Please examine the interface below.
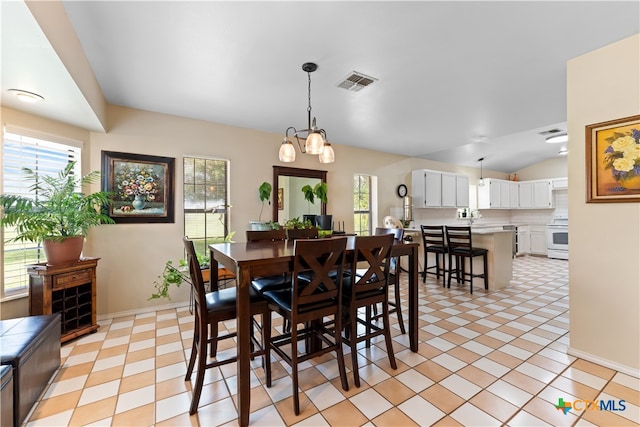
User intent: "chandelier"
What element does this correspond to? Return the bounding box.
[279,62,335,164]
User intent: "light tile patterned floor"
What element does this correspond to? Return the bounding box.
[25,256,640,426]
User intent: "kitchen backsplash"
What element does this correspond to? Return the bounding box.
[400,188,568,227]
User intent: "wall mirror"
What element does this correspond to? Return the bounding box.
[273,166,327,223]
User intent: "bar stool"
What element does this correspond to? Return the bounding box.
[444,226,488,294]
[420,225,449,285]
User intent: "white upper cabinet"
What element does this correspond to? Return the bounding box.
[518,181,533,208]
[478,178,511,209]
[456,174,470,207]
[478,178,553,209]
[552,177,568,189]
[412,169,469,208]
[509,181,519,208]
[533,179,553,208]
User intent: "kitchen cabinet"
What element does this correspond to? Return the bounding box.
[518,182,533,208]
[478,178,513,209]
[552,177,568,190]
[529,225,548,255]
[509,181,519,208]
[533,180,553,208]
[412,169,468,208]
[517,226,530,255]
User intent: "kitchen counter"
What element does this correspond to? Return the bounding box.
[404,226,513,291]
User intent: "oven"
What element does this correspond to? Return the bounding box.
[547,215,568,260]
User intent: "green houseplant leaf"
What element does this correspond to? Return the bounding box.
[0,161,114,243]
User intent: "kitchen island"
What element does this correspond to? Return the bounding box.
[469,228,514,291]
[405,226,514,291]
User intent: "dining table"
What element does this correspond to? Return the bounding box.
[209,235,419,426]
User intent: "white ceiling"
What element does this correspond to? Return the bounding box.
[2,1,639,173]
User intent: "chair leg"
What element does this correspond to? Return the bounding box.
[185,319,198,380]
[382,303,397,370]
[394,279,406,334]
[291,326,301,415]
[349,316,361,388]
[334,320,349,392]
[189,321,207,415]
[483,253,489,290]
[447,253,453,288]
[262,310,272,388]
[469,256,474,294]
[209,322,218,357]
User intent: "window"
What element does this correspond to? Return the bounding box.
[183,157,230,259]
[354,174,372,236]
[2,128,81,298]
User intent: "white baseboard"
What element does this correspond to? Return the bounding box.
[97,301,190,322]
[568,346,640,379]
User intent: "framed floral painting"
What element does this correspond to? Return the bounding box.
[101,151,175,222]
[586,115,640,203]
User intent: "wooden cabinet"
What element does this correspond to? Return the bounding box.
[28,258,99,342]
[412,169,469,208]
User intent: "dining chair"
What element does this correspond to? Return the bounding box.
[373,227,406,334]
[262,237,349,415]
[444,226,488,294]
[420,224,449,286]
[342,233,397,387]
[182,237,271,415]
[246,228,292,332]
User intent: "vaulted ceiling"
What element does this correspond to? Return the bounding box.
[2,1,639,172]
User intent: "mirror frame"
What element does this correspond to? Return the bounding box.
[272,166,327,223]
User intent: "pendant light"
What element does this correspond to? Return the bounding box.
[477,157,485,187]
[279,62,334,163]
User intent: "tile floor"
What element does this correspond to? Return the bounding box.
[25,256,639,426]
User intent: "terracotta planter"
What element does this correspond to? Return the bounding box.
[43,236,84,265]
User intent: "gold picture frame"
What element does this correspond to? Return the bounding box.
[586,115,640,203]
[278,188,284,210]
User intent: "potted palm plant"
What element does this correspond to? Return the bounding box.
[0,161,114,265]
[311,182,332,231]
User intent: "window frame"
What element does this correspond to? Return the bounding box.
[354,173,373,236]
[182,156,231,259]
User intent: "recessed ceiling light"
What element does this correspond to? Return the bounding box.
[546,134,568,144]
[558,147,568,155]
[8,89,44,103]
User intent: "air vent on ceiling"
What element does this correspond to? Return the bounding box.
[538,128,564,136]
[337,71,377,92]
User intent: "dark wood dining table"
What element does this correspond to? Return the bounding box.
[209,235,419,426]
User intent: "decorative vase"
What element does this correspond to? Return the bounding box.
[132,194,146,210]
[621,174,640,190]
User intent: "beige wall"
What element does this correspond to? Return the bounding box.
[567,34,640,373]
[2,101,567,318]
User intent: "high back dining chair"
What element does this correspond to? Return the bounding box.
[420,225,449,286]
[374,227,406,334]
[183,237,271,415]
[342,233,397,387]
[262,238,349,415]
[444,226,488,294]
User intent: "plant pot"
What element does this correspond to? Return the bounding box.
[303,215,317,226]
[43,236,84,265]
[315,215,333,231]
[249,221,271,231]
